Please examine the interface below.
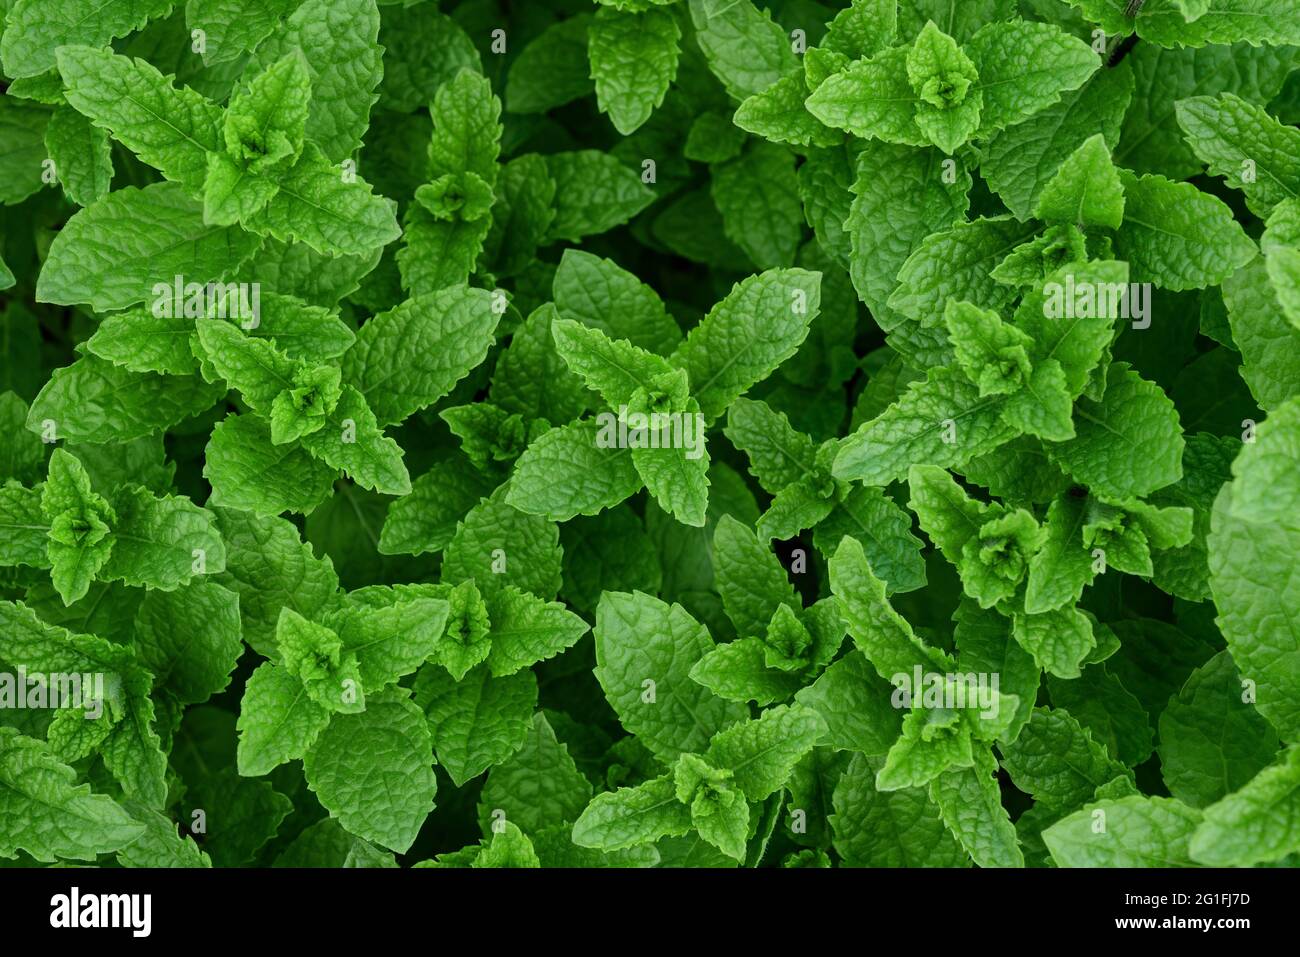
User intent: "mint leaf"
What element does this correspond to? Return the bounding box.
[1190,747,1300,866]
[0,728,144,861]
[1044,796,1202,867]
[303,698,437,853]
[36,183,261,311]
[594,591,746,761]
[588,7,680,135]
[413,664,537,787]
[688,0,797,101]
[1208,396,1300,740]
[1113,170,1257,290]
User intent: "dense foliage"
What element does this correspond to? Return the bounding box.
[1,0,1299,869]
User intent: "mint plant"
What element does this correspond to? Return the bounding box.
[1,0,1299,871]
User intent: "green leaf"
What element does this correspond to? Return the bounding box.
[1043,795,1202,867]
[905,21,982,154]
[244,143,400,257]
[194,319,296,413]
[1033,134,1126,229]
[588,7,680,135]
[1012,606,1096,679]
[241,0,383,162]
[843,140,971,331]
[805,46,924,145]
[0,727,144,861]
[1047,665,1154,767]
[552,317,677,410]
[427,69,501,187]
[2,0,174,78]
[342,286,499,427]
[0,485,48,568]
[1014,259,1130,399]
[794,651,903,754]
[1025,493,1095,613]
[1131,0,1300,48]
[836,367,1017,486]
[734,72,843,149]
[101,689,168,807]
[982,62,1134,220]
[705,704,827,801]
[1223,255,1300,411]
[485,586,589,677]
[553,250,681,357]
[279,604,365,717]
[689,638,805,705]
[505,419,642,522]
[1047,363,1185,499]
[133,581,242,706]
[831,753,969,867]
[544,151,655,243]
[999,708,1131,812]
[303,698,437,853]
[1113,170,1257,290]
[1190,747,1300,866]
[685,111,749,164]
[888,216,1039,323]
[55,46,221,193]
[43,104,113,208]
[944,300,1034,398]
[297,386,411,496]
[380,458,492,557]
[829,535,952,680]
[930,746,1024,868]
[505,16,595,114]
[594,590,747,761]
[328,592,449,690]
[1158,651,1281,807]
[688,0,798,101]
[397,205,492,296]
[185,0,299,66]
[712,514,799,640]
[478,712,593,834]
[1116,42,1295,181]
[116,803,211,868]
[412,663,537,787]
[572,774,693,851]
[490,305,590,422]
[36,183,262,312]
[671,268,822,422]
[236,662,331,776]
[1176,92,1300,218]
[966,20,1099,136]
[204,414,338,517]
[442,490,562,601]
[711,143,805,269]
[376,6,481,114]
[100,485,225,591]
[1208,396,1300,740]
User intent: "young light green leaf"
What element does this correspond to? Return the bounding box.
[1033,133,1126,229]
[571,774,693,851]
